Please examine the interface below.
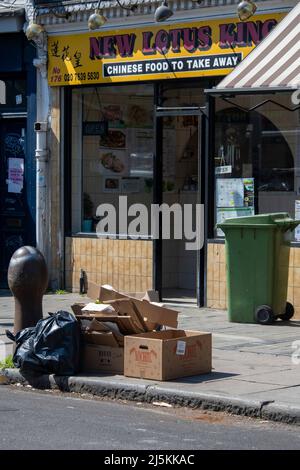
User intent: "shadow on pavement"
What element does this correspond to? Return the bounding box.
[170,371,238,384]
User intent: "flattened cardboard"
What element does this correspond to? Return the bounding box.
[83,331,120,348]
[81,344,124,374]
[109,299,149,333]
[87,282,127,302]
[131,299,178,329]
[71,303,85,316]
[86,318,111,332]
[124,330,212,381]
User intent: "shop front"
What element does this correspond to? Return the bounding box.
[46,6,286,304]
[206,2,300,318]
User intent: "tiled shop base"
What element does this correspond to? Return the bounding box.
[65,237,153,294]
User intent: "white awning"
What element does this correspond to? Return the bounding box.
[213,2,300,93]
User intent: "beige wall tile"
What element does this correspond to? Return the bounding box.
[293,247,300,267]
[107,273,113,286]
[207,243,214,259]
[142,260,147,277]
[293,267,300,287]
[146,276,153,290]
[213,262,220,281]
[219,245,225,263]
[124,275,130,292]
[213,282,220,301]
[96,240,103,256]
[130,258,136,276]
[113,240,119,257]
[135,240,142,259]
[119,241,125,258]
[287,287,294,305]
[124,258,130,276]
[119,274,125,291]
[293,306,300,320]
[220,263,226,282]
[135,276,143,293]
[220,282,226,301]
[113,274,119,289]
[113,257,119,275]
[146,241,153,259]
[129,276,136,292]
[207,281,214,302]
[118,257,125,275]
[290,247,295,267]
[102,257,108,274]
[207,262,213,281]
[293,287,300,307]
[146,259,152,277]
[135,259,142,277]
[129,241,136,258]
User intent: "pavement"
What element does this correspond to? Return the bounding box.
[1,292,300,425]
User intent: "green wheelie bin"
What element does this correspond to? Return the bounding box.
[217,213,300,324]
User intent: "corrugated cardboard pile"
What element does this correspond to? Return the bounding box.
[72,282,212,381]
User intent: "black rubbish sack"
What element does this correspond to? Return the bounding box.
[6,311,82,375]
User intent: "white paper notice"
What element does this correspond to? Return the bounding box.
[8,158,24,193]
[295,200,300,241]
[216,178,244,208]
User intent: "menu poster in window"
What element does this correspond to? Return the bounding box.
[98,149,128,176]
[243,178,255,207]
[102,177,121,193]
[99,129,126,150]
[217,207,254,237]
[295,200,300,241]
[121,177,141,193]
[216,178,244,208]
[127,128,153,153]
[126,104,152,128]
[102,105,125,128]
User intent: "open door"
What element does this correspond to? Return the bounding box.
[154,106,206,306]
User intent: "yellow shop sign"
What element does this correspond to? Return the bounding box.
[48,13,284,86]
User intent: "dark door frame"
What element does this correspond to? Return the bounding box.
[153,105,207,306]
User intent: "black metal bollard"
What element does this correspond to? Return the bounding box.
[8,246,48,334]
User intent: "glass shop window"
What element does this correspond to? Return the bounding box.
[0,78,26,109]
[214,93,300,239]
[71,84,154,236]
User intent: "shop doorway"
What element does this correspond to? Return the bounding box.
[154,107,205,306]
[0,119,29,288]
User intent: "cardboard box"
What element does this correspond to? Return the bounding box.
[81,344,124,374]
[124,330,212,381]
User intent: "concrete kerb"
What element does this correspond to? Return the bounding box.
[2,368,300,425]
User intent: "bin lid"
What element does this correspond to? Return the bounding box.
[217,212,300,230]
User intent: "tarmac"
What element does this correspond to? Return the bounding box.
[1,292,300,425]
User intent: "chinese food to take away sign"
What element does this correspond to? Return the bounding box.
[48,13,284,86]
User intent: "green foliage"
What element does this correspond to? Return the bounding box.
[0,355,14,370]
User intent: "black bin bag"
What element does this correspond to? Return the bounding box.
[6,311,81,375]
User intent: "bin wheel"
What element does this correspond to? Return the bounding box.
[278,302,294,322]
[255,305,275,325]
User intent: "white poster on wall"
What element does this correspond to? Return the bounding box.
[216,178,245,208]
[295,200,300,241]
[7,158,24,193]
